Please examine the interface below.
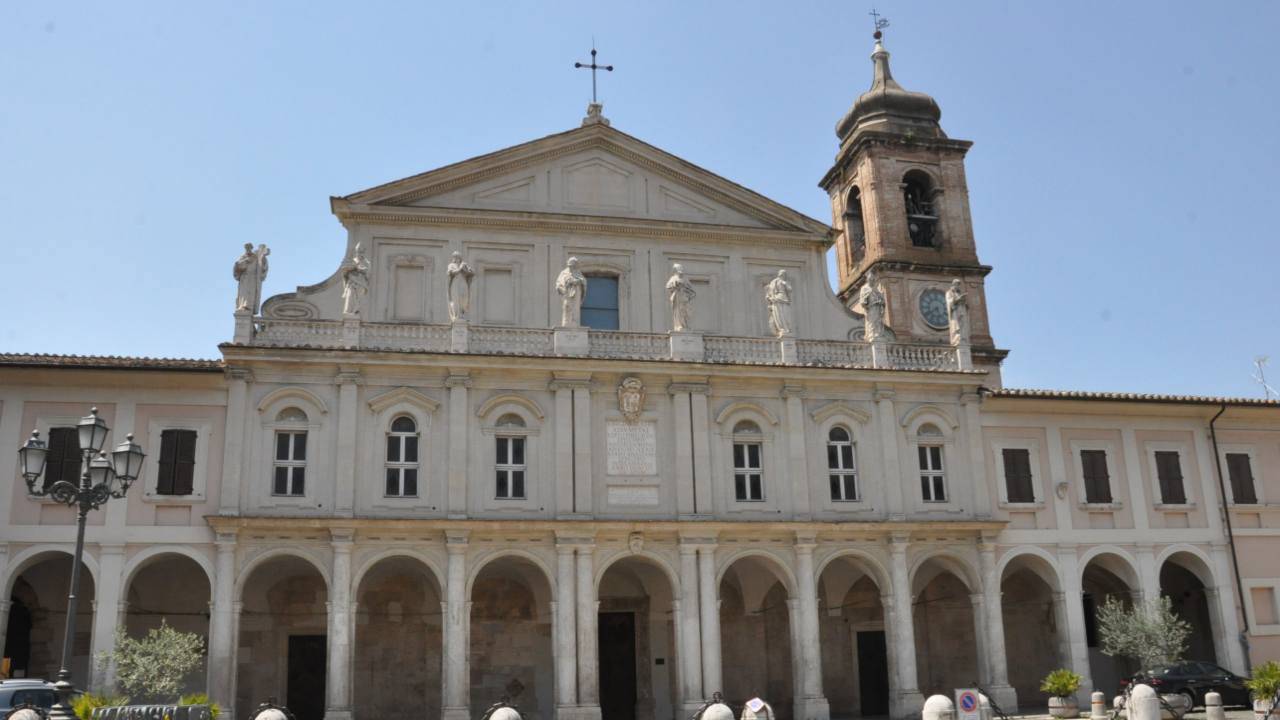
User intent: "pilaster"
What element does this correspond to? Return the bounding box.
[677,540,705,712]
[1055,545,1094,707]
[552,381,576,516]
[222,368,252,515]
[875,388,905,519]
[977,538,1015,709]
[575,539,601,720]
[89,543,126,691]
[572,382,594,516]
[333,369,361,517]
[554,542,578,709]
[445,374,471,518]
[784,386,813,520]
[696,541,722,696]
[669,385,696,518]
[688,384,713,515]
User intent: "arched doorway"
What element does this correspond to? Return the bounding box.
[353,555,443,720]
[1000,554,1063,709]
[817,554,889,719]
[1159,553,1219,664]
[236,554,329,720]
[3,552,96,684]
[719,555,795,719]
[122,552,212,697]
[596,555,679,720]
[912,556,979,697]
[1081,553,1139,697]
[469,554,554,720]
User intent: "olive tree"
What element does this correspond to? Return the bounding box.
[98,621,205,702]
[1096,595,1191,669]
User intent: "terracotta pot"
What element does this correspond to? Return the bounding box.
[1049,696,1080,719]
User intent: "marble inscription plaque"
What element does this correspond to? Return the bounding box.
[607,421,657,476]
[608,486,660,506]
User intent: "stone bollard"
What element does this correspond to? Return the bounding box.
[1115,696,1128,719]
[923,695,957,720]
[739,698,774,720]
[1205,692,1225,720]
[1130,684,1161,720]
[1091,691,1109,720]
[978,693,993,720]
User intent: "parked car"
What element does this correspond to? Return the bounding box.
[1121,662,1251,709]
[0,679,58,715]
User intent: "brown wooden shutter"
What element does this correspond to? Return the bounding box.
[1155,451,1186,504]
[1002,448,1035,503]
[44,427,82,490]
[1081,450,1112,503]
[157,430,178,495]
[174,430,197,495]
[1226,453,1257,504]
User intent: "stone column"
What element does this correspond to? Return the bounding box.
[678,542,705,713]
[576,545,601,718]
[1056,547,1094,708]
[689,387,713,515]
[697,545,722,696]
[793,538,830,720]
[670,387,696,518]
[553,382,575,516]
[443,532,470,720]
[446,374,471,518]
[1135,544,1160,602]
[221,368,251,514]
[325,532,354,720]
[208,534,238,720]
[555,543,578,711]
[978,540,1016,709]
[887,537,923,717]
[333,370,361,517]
[1119,428,1151,531]
[783,387,813,519]
[89,544,126,691]
[875,389,905,519]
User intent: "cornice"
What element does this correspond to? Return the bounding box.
[335,203,826,249]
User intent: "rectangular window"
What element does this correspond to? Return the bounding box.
[1154,450,1187,504]
[1080,449,1113,504]
[828,441,858,501]
[1002,448,1035,503]
[156,429,198,496]
[495,435,526,499]
[384,433,420,498]
[1226,453,1258,504]
[43,426,82,491]
[272,430,307,496]
[582,275,620,330]
[733,441,764,501]
[919,444,946,502]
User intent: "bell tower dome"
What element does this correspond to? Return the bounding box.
[820,32,999,355]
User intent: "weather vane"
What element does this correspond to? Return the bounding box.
[869,8,889,39]
[574,44,613,104]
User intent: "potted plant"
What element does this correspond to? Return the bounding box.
[1246,660,1280,720]
[1042,668,1083,718]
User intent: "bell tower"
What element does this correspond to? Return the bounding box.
[820,30,999,354]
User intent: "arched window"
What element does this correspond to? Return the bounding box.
[582,273,621,330]
[902,171,938,248]
[495,414,527,500]
[385,416,419,497]
[273,407,308,497]
[732,420,764,502]
[916,423,946,502]
[827,426,859,501]
[845,187,866,264]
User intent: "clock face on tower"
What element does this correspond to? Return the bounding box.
[919,289,948,329]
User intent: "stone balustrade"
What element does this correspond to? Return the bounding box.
[247,317,970,371]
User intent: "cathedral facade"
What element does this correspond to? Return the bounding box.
[2,36,1279,720]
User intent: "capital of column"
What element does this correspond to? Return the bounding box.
[781,384,806,398]
[549,372,593,391]
[445,530,471,554]
[667,381,710,396]
[99,542,126,557]
[873,386,896,403]
[330,528,356,550]
[794,533,818,555]
[335,367,363,385]
[226,367,254,383]
[888,533,911,554]
[215,531,239,549]
[444,373,472,389]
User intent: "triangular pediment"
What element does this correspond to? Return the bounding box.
[340,124,829,236]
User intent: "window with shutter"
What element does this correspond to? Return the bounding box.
[1154,450,1187,504]
[1002,448,1035,503]
[43,427,82,491]
[1080,450,1113,504]
[1226,453,1258,504]
[156,429,198,496]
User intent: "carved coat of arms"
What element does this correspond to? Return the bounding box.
[617,377,645,422]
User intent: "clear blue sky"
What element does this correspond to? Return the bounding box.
[3,2,1277,397]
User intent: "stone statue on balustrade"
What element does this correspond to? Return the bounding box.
[765,269,795,337]
[233,242,270,314]
[946,278,970,346]
[555,257,586,328]
[666,263,696,332]
[446,251,475,322]
[859,269,887,342]
[341,243,370,317]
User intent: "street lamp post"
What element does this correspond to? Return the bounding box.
[17,408,145,720]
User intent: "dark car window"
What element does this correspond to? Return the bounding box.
[10,689,57,708]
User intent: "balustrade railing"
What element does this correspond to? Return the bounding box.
[246,317,968,371]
